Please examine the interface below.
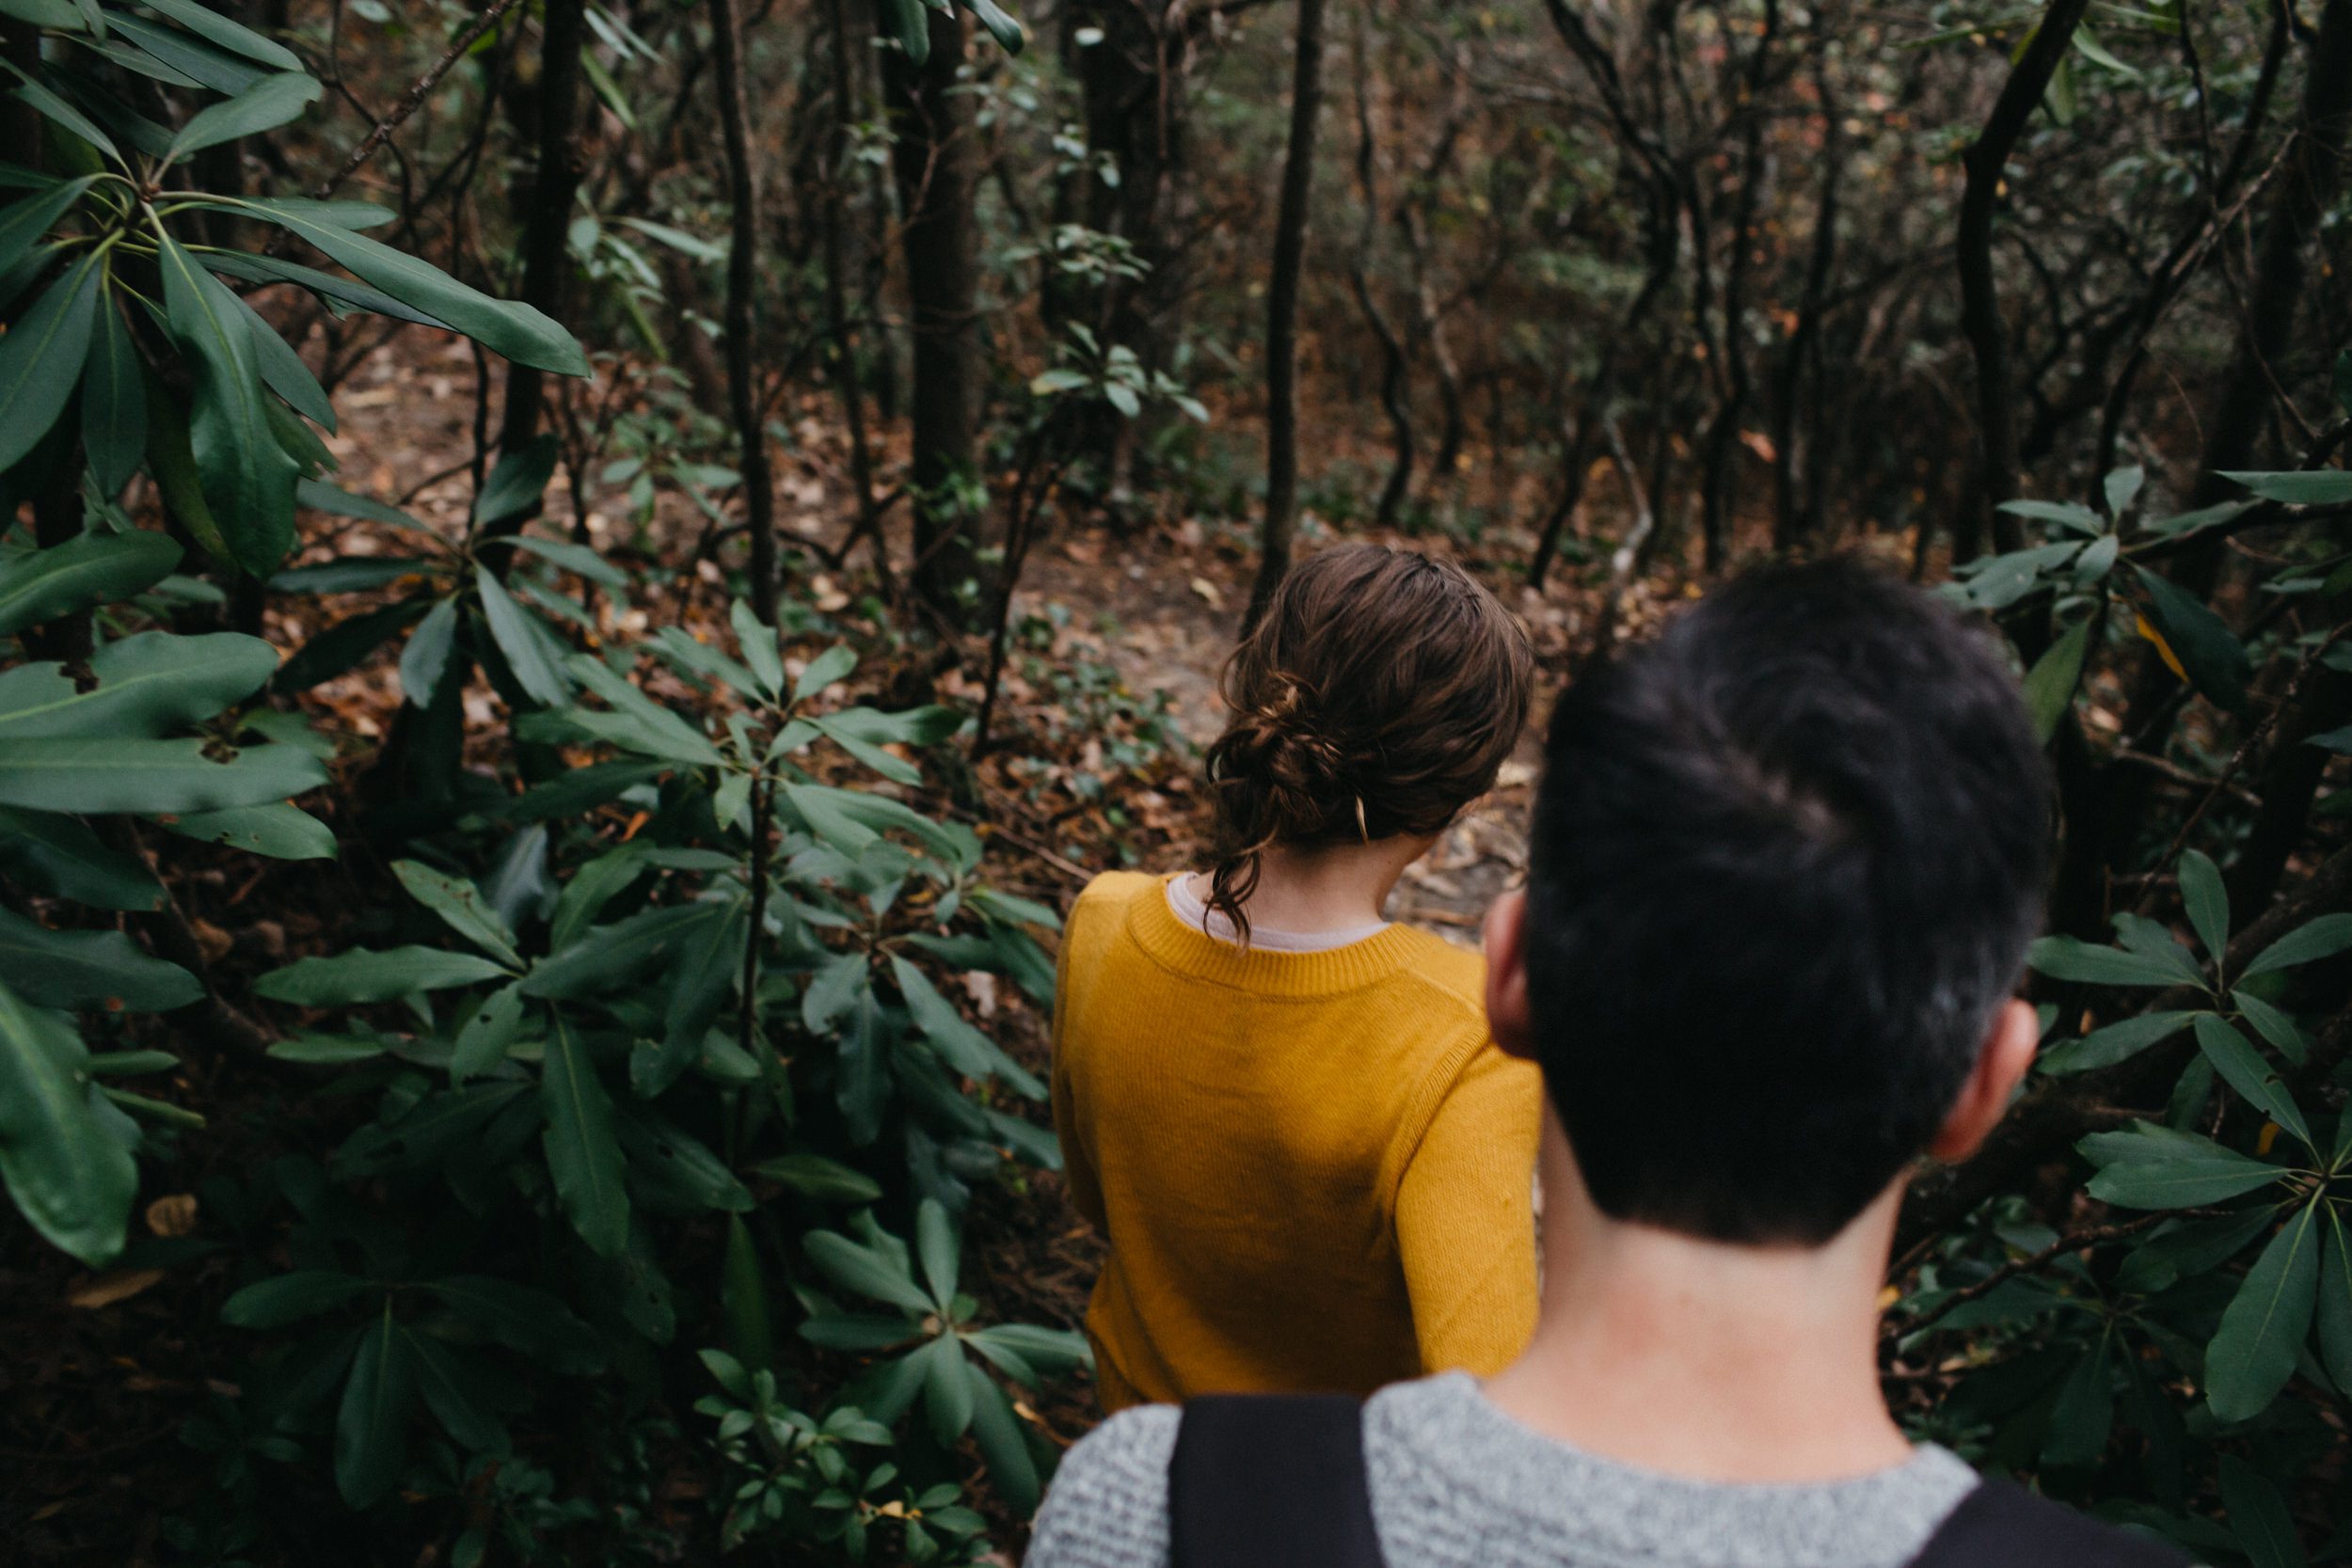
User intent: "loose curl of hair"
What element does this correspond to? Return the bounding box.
[1203,545,1534,943]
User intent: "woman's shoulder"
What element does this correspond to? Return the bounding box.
[1067,871,1162,939]
[1374,929,1515,1125]
[1074,869,1164,914]
[1059,871,1165,970]
[1380,924,1489,1017]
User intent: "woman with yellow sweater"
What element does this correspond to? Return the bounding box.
[1051,544,1542,1412]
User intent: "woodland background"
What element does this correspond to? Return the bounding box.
[1,0,2349,1561]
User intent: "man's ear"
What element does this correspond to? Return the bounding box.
[1485,887,1534,1060]
[1926,998,2040,1162]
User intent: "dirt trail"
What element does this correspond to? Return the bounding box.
[312,335,1559,940]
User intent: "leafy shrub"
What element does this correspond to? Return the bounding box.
[1,0,584,1268]
[0,14,1087,1552]
[199,607,1084,1544]
[1897,446,2352,1560]
[0,531,329,1263]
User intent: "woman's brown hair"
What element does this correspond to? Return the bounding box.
[1203,544,1534,942]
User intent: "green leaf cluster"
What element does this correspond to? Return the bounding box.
[213,602,1078,1528]
[0,532,327,1263]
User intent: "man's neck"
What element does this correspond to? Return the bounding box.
[1196,835,1435,934]
[1483,1120,1913,1484]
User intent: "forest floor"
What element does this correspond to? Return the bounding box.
[6,332,1643,1563]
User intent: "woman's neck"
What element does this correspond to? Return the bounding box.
[1198,836,1437,934]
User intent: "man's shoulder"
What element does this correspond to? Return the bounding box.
[1915,1479,2195,1568]
[1022,1384,2198,1568]
[1023,1403,1182,1568]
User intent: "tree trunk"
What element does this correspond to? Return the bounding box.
[2090,0,2292,483]
[885,3,983,630]
[1062,0,1197,499]
[1955,0,2090,558]
[1400,203,1463,503]
[1346,18,1412,531]
[822,0,884,580]
[1528,415,1600,592]
[2182,0,2352,541]
[708,0,778,625]
[2110,0,2351,764]
[1698,24,1776,575]
[25,443,88,660]
[1531,173,1678,591]
[1772,59,1840,552]
[859,30,901,427]
[2232,660,2352,913]
[497,0,588,452]
[1248,0,1328,629]
[486,0,589,549]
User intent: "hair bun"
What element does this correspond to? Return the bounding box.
[1211,676,1351,842]
[1200,543,1534,945]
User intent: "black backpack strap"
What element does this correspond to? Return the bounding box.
[1909,1479,2194,1568]
[1168,1393,1386,1568]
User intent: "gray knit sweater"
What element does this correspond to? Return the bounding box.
[1025,1373,1979,1568]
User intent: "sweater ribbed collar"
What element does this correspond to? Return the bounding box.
[1125,872,1438,997]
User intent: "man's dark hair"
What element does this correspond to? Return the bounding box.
[1524,557,2052,1245]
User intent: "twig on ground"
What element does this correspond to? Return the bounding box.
[953,794,1092,884]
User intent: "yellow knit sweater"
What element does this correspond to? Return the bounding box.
[1051,871,1541,1412]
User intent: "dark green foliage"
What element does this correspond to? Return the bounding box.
[0,10,1077,1555]
[1908,465,2352,1557]
[194,602,1079,1537]
[2,0,2345,1560]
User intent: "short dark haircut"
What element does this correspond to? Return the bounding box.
[1523,557,2051,1245]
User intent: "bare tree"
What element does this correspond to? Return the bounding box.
[1248,0,1329,628]
[1955,0,2091,559]
[493,0,589,467]
[821,0,885,584]
[1697,0,1781,571]
[1059,0,1201,501]
[708,0,779,624]
[2181,0,2352,548]
[1345,18,1413,531]
[1772,55,1842,550]
[886,3,984,630]
[2101,0,2352,849]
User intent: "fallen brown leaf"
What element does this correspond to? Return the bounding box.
[147,1194,199,1237]
[69,1269,167,1310]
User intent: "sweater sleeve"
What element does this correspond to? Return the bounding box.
[1392,1043,1542,1376]
[1051,887,1109,1232]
